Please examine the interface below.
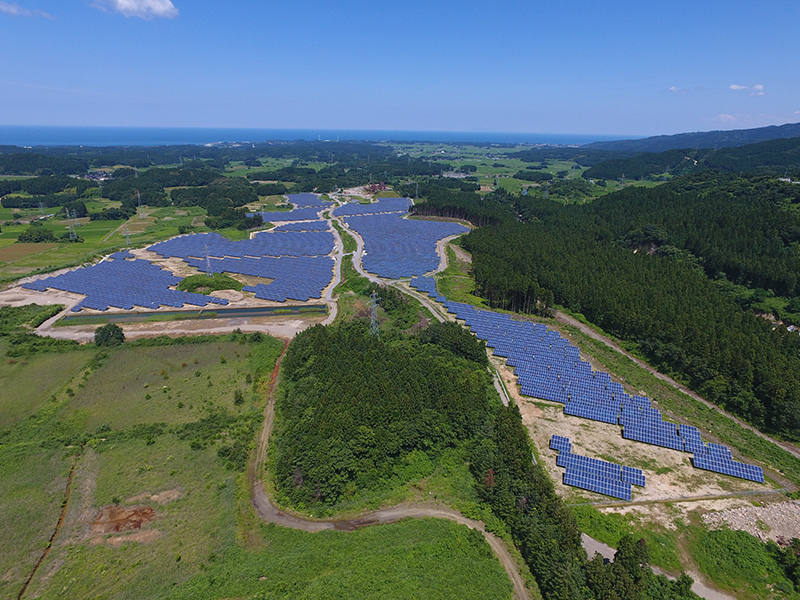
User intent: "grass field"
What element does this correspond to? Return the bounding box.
[66,342,257,433]
[0,329,517,600]
[166,517,514,600]
[0,443,75,600]
[0,340,91,429]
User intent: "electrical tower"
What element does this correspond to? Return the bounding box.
[204,243,213,277]
[124,227,131,246]
[68,213,77,241]
[369,291,381,337]
[137,190,145,220]
[38,201,45,215]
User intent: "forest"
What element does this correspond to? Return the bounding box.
[583,137,800,181]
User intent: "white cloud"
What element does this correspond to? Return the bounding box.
[92,0,178,19]
[730,83,766,96]
[716,114,738,123]
[0,1,52,18]
[668,86,687,94]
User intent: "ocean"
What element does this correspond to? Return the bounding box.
[0,125,632,147]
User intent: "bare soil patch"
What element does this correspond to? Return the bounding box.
[209,289,245,302]
[91,505,156,534]
[702,500,800,545]
[127,489,183,505]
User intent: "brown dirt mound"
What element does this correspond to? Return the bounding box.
[91,505,155,534]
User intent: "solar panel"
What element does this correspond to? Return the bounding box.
[22,257,228,312]
[564,469,632,501]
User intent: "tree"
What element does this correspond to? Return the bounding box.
[95,323,125,347]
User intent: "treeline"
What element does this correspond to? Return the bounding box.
[171,177,263,230]
[0,174,97,197]
[0,153,88,175]
[272,321,493,506]
[582,149,701,181]
[507,147,631,167]
[463,218,800,438]
[0,140,398,172]
[102,166,219,208]
[587,122,800,154]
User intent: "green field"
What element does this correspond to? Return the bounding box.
[0,340,91,428]
[0,330,516,600]
[66,342,256,432]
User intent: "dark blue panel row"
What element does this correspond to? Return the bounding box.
[564,469,632,501]
[22,258,228,312]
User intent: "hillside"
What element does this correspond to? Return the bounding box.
[583,136,800,181]
[587,122,800,153]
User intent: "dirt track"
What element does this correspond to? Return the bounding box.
[248,343,531,600]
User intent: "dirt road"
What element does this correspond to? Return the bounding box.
[248,344,531,600]
[553,311,800,462]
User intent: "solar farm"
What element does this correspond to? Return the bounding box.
[338,199,469,279]
[21,202,338,310]
[16,194,469,314]
[22,252,230,312]
[408,276,768,500]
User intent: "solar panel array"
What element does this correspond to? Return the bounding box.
[343,214,468,279]
[249,207,323,222]
[247,193,331,223]
[22,257,228,312]
[564,470,633,501]
[273,220,330,232]
[409,276,447,303]
[286,193,329,208]
[184,255,334,302]
[693,444,765,483]
[149,231,334,260]
[550,435,572,452]
[332,197,411,216]
[551,436,644,501]
[442,300,764,484]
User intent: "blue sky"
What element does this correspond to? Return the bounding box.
[1,0,799,136]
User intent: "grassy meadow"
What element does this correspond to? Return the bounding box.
[0,323,516,600]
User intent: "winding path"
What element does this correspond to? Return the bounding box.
[247,342,531,600]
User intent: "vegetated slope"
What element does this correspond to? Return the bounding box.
[462,210,800,439]
[557,172,800,296]
[583,137,800,181]
[587,122,800,153]
[271,320,493,507]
